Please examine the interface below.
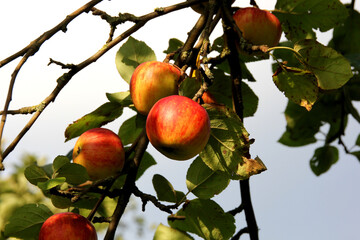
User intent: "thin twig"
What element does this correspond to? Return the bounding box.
[0,0,198,170]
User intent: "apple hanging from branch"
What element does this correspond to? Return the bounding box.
[233,7,282,47]
[39,212,97,240]
[130,61,181,115]
[73,128,125,180]
[146,95,211,160]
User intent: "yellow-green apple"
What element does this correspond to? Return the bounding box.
[146,95,210,160]
[73,128,125,180]
[39,212,97,240]
[233,7,282,47]
[130,61,181,115]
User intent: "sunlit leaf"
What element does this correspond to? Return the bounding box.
[200,104,263,179]
[168,199,235,240]
[37,177,66,191]
[115,36,156,84]
[154,224,194,240]
[65,102,123,141]
[106,91,133,107]
[294,39,353,90]
[273,67,318,110]
[52,155,70,174]
[186,157,230,199]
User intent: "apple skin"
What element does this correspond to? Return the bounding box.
[39,212,97,240]
[233,7,282,47]
[146,95,211,160]
[130,61,181,115]
[73,128,125,180]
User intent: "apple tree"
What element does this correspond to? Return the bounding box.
[0,0,359,239]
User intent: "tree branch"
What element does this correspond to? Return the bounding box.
[0,0,200,170]
[104,130,149,240]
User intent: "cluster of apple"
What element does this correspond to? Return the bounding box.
[38,5,282,239]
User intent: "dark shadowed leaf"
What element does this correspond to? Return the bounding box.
[274,0,348,41]
[24,164,49,186]
[153,174,185,204]
[310,145,339,176]
[4,204,53,239]
[55,163,89,186]
[168,199,235,240]
[186,157,230,199]
[118,115,146,145]
[115,36,156,84]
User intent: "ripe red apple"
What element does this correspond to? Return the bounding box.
[146,95,211,160]
[73,128,125,180]
[233,7,282,47]
[130,61,181,115]
[39,212,97,240]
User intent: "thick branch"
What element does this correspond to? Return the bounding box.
[104,131,149,240]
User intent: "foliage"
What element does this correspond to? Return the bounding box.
[0,0,359,239]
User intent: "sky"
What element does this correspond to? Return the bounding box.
[0,0,360,240]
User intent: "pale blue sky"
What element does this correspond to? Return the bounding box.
[0,1,359,240]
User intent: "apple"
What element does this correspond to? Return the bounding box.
[199,91,218,104]
[39,212,97,240]
[130,61,181,115]
[233,7,282,47]
[73,128,125,180]
[146,95,211,160]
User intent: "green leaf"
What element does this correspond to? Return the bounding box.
[168,199,235,240]
[278,101,321,147]
[37,177,66,191]
[274,0,348,41]
[273,67,318,111]
[350,151,360,162]
[186,157,230,199]
[106,91,133,107]
[152,174,185,203]
[294,39,353,90]
[154,224,194,240]
[119,115,146,146]
[241,81,259,117]
[52,155,70,174]
[50,194,99,210]
[4,204,53,239]
[328,8,360,57]
[65,102,124,141]
[164,38,183,54]
[200,105,263,179]
[55,163,89,186]
[24,164,49,186]
[356,134,360,147]
[310,145,339,176]
[179,77,201,99]
[115,36,156,84]
[112,151,156,189]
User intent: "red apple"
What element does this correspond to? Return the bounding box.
[73,128,125,180]
[233,7,282,47]
[130,61,181,115]
[39,212,97,240]
[146,95,211,160]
